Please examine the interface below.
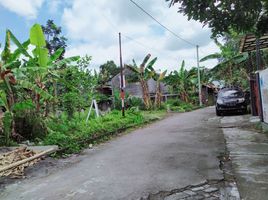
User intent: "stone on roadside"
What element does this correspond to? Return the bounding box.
[191,186,204,191]
[204,187,218,193]
[164,192,189,200]
[184,190,196,196]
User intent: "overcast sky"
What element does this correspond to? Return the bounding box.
[0,0,220,71]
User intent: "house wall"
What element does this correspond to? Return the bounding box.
[259,68,268,123]
[111,69,169,98]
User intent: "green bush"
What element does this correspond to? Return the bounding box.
[165,98,194,112]
[128,96,144,109]
[43,109,146,154]
[166,98,183,106]
[14,111,47,141]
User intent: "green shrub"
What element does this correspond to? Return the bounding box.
[166,98,183,107]
[128,96,144,109]
[165,98,194,112]
[14,111,47,141]
[2,112,12,146]
[43,109,147,154]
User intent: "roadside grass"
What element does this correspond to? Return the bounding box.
[42,100,202,156]
[0,98,201,156]
[43,109,167,155]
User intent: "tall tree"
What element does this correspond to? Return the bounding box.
[42,20,67,59]
[167,0,268,37]
[98,60,120,85]
[99,61,120,78]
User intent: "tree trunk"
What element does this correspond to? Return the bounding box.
[180,91,189,103]
[140,79,151,109]
[154,81,162,108]
[229,64,233,83]
[36,93,40,113]
[52,80,57,113]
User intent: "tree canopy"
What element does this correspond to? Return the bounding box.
[42,20,67,59]
[167,0,268,37]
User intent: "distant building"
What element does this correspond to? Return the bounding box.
[201,84,218,106]
[110,68,170,100]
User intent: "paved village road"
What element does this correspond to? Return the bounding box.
[0,107,225,200]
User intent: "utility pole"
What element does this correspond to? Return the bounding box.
[196,45,202,107]
[119,33,125,117]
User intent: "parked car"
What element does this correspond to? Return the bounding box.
[216,87,248,116]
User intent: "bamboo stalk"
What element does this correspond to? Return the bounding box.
[0,148,55,173]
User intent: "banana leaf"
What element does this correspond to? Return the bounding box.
[48,48,64,64]
[200,53,222,62]
[146,57,157,71]
[19,80,53,100]
[11,100,35,112]
[53,56,80,67]
[125,64,140,74]
[0,90,8,110]
[8,30,32,59]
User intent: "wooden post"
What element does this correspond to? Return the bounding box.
[196,45,202,106]
[119,33,125,117]
[86,100,100,123]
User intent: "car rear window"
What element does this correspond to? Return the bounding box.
[219,90,244,98]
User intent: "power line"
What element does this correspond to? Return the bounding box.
[129,0,197,47]
[122,34,180,61]
[94,4,181,62]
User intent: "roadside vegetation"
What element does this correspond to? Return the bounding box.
[43,110,166,154]
[0,21,203,154]
[1,3,267,154]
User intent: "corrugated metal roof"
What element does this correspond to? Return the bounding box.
[240,33,268,53]
[111,69,169,97]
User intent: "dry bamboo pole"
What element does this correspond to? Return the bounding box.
[0,148,55,173]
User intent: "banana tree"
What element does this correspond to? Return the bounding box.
[126,54,156,109]
[200,53,249,87]
[165,61,196,103]
[0,30,33,144]
[200,33,250,88]
[0,24,79,144]
[20,24,79,113]
[0,30,29,110]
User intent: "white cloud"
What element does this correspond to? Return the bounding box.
[0,0,44,19]
[62,0,220,71]
[47,0,61,14]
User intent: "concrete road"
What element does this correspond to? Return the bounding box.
[0,107,225,200]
